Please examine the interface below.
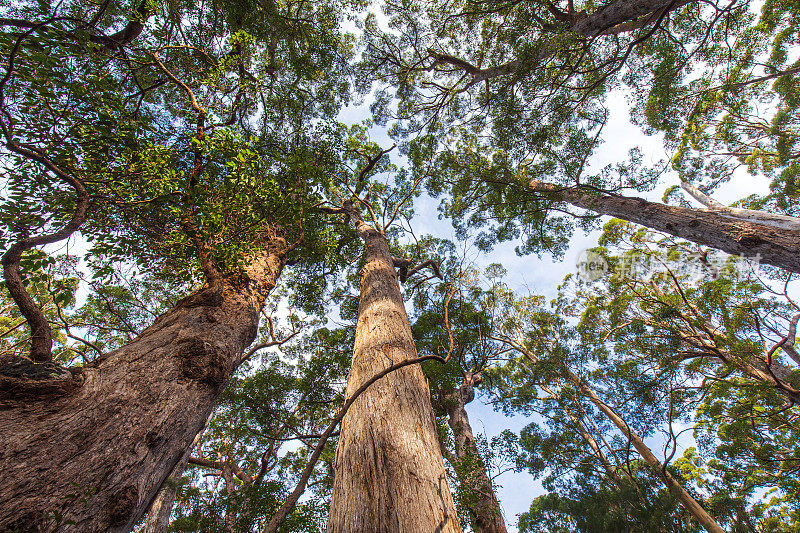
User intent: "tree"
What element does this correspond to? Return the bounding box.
[468,270,727,532]
[563,222,800,530]
[476,221,800,531]
[411,253,510,533]
[0,0,353,529]
[358,0,800,271]
[322,155,462,532]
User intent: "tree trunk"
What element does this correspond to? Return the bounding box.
[439,373,507,533]
[0,243,286,533]
[141,459,186,533]
[326,209,461,533]
[530,180,800,273]
[142,419,209,533]
[514,345,726,533]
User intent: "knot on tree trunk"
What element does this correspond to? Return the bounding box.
[0,355,83,402]
[177,338,227,387]
[107,485,139,527]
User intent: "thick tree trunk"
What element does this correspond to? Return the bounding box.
[326,209,461,533]
[141,460,185,533]
[433,0,696,82]
[530,181,800,273]
[0,243,286,533]
[439,374,507,533]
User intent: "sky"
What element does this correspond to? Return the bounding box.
[29,55,783,533]
[16,4,792,530]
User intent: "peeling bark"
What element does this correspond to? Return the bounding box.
[326,206,461,533]
[530,181,800,273]
[0,243,286,533]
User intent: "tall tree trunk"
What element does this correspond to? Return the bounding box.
[528,180,800,273]
[438,373,507,533]
[326,206,461,533]
[0,243,286,533]
[141,459,187,533]
[559,366,725,533]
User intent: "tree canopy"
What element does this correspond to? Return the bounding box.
[1,0,799,531]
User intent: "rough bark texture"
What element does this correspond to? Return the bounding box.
[142,421,209,533]
[0,243,286,533]
[438,374,507,533]
[435,0,696,82]
[532,181,800,273]
[570,0,690,36]
[142,460,186,533]
[327,213,461,533]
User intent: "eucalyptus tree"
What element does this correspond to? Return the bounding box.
[318,147,462,533]
[561,222,800,529]
[568,220,800,405]
[359,0,800,271]
[468,272,727,533]
[148,323,347,533]
[0,0,355,529]
[479,222,800,531]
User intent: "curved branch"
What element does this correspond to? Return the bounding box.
[1,142,89,362]
[261,353,446,533]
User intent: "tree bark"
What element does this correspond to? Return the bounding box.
[141,458,187,533]
[431,0,696,82]
[530,180,800,273]
[142,419,209,533]
[0,243,286,533]
[438,373,507,533]
[326,207,461,533]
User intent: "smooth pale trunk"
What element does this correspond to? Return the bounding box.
[327,219,461,533]
[516,346,726,533]
[142,460,186,533]
[561,368,727,533]
[0,246,285,532]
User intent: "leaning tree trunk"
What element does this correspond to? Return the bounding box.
[557,365,726,533]
[529,180,800,273]
[439,373,507,533]
[513,344,726,533]
[141,459,186,533]
[326,208,461,533]
[0,242,286,533]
